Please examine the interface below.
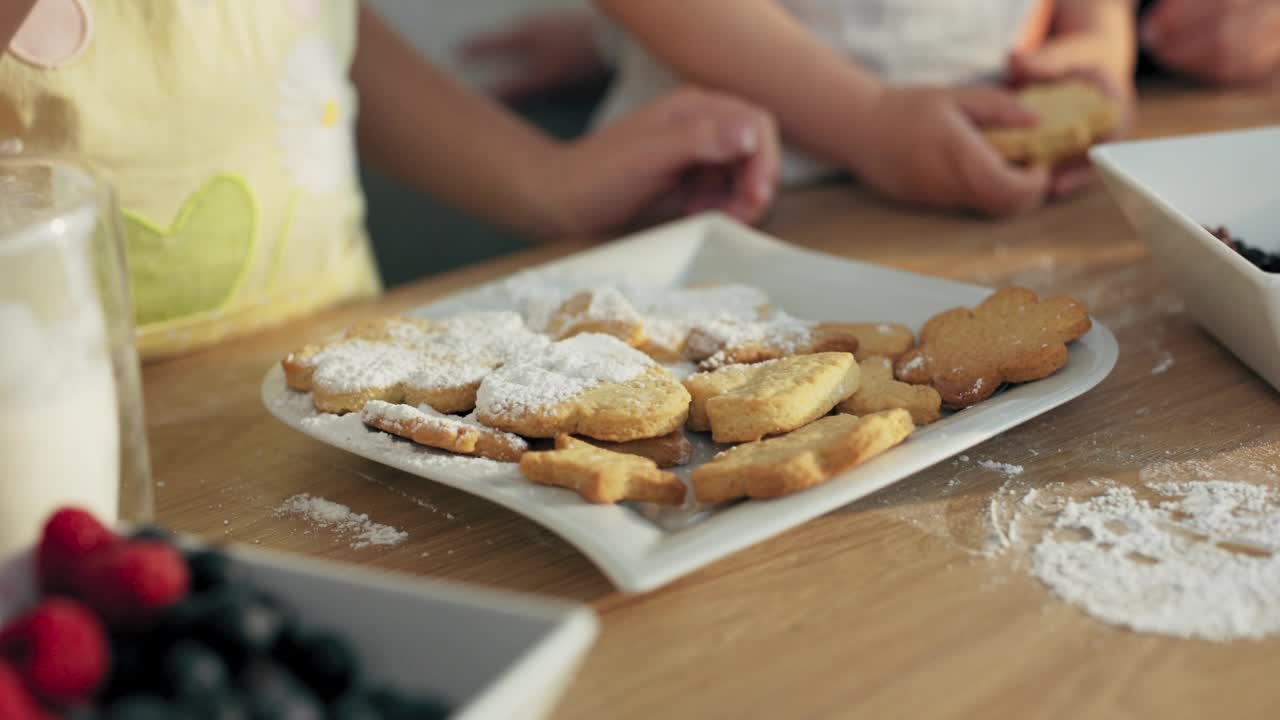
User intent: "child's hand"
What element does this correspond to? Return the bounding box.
[552,88,779,235]
[849,87,1049,217]
[1008,49,1136,198]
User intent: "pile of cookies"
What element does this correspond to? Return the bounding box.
[281,284,1091,507]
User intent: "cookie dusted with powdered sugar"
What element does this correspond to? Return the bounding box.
[475,333,690,442]
[282,312,550,414]
[361,401,527,462]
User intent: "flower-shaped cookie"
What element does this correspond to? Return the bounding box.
[895,287,1091,408]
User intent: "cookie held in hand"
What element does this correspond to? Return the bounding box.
[983,81,1119,166]
[692,410,914,503]
[895,287,1091,409]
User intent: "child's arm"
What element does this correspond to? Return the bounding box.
[1011,0,1138,96]
[352,4,777,240]
[0,1,38,51]
[1140,0,1280,85]
[596,0,1049,217]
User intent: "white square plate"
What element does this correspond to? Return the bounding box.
[262,214,1118,592]
[0,544,597,720]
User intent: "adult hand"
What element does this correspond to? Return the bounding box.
[1141,0,1280,85]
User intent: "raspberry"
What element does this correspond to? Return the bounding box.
[81,542,191,626]
[36,507,118,595]
[0,599,109,706]
[0,662,49,720]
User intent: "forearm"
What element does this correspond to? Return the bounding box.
[595,0,881,169]
[1050,0,1139,87]
[0,0,38,52]
[352,4,567,240]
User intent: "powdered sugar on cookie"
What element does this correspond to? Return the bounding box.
[476,333,656,418]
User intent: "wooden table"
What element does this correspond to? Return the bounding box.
[145,81,1280,719]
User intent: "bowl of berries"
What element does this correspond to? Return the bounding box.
[1091,126,1280,391]
[0,508,598,719]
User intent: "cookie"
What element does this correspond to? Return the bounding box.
[360,401,527,462]
[283,312,549,415]
[837,356,941,425]
[983,81,1119,166]
[686,316,861,369]
[815,322,915,361]
[475,333,691,442]
[544,287,645,346]
[519,435,687,505]
[638,284,770,360]
[895,287,1092,409]
[578,430,694,468]
[691,411,914,503]
[683,352,861,443]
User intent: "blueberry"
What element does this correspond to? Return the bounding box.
[275,628,360,700]
[186,549,243,592]
[164,639,231,699]
[328,692,383,720]
[239,661,325,720]
[130,525,176,543]
[106,694,172,720]
[191,589,288,665]
[368,688,451,720]
[64,706,102,720]
[178,690,252,720]
[103,633,165,699]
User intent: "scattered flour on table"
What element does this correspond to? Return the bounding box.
[981,447,1280,641]
[1030,480,1280,641]
[978,459,1023,477]
[274,494,408,549]
[1151,351,1175,375]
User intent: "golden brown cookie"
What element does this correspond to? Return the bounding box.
[685,317,860,369]
[837,356,941,425]
[692,411,914,503]
[360,401,528,462]
[895,287,1092,409]
[282,312,549,415]
[519,435,687,505]
[475,333,691,442]
[544,288,646,347]
[983,81,1119,166]
[577,430,694,468]
[815,322,915,361]
[683,352,861,443]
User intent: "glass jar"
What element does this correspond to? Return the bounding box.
[0,155,152,556]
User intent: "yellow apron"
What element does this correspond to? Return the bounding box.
[1,0,381,359]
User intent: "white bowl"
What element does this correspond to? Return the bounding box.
[1091,126,1280,390]
[0,545,597,719]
